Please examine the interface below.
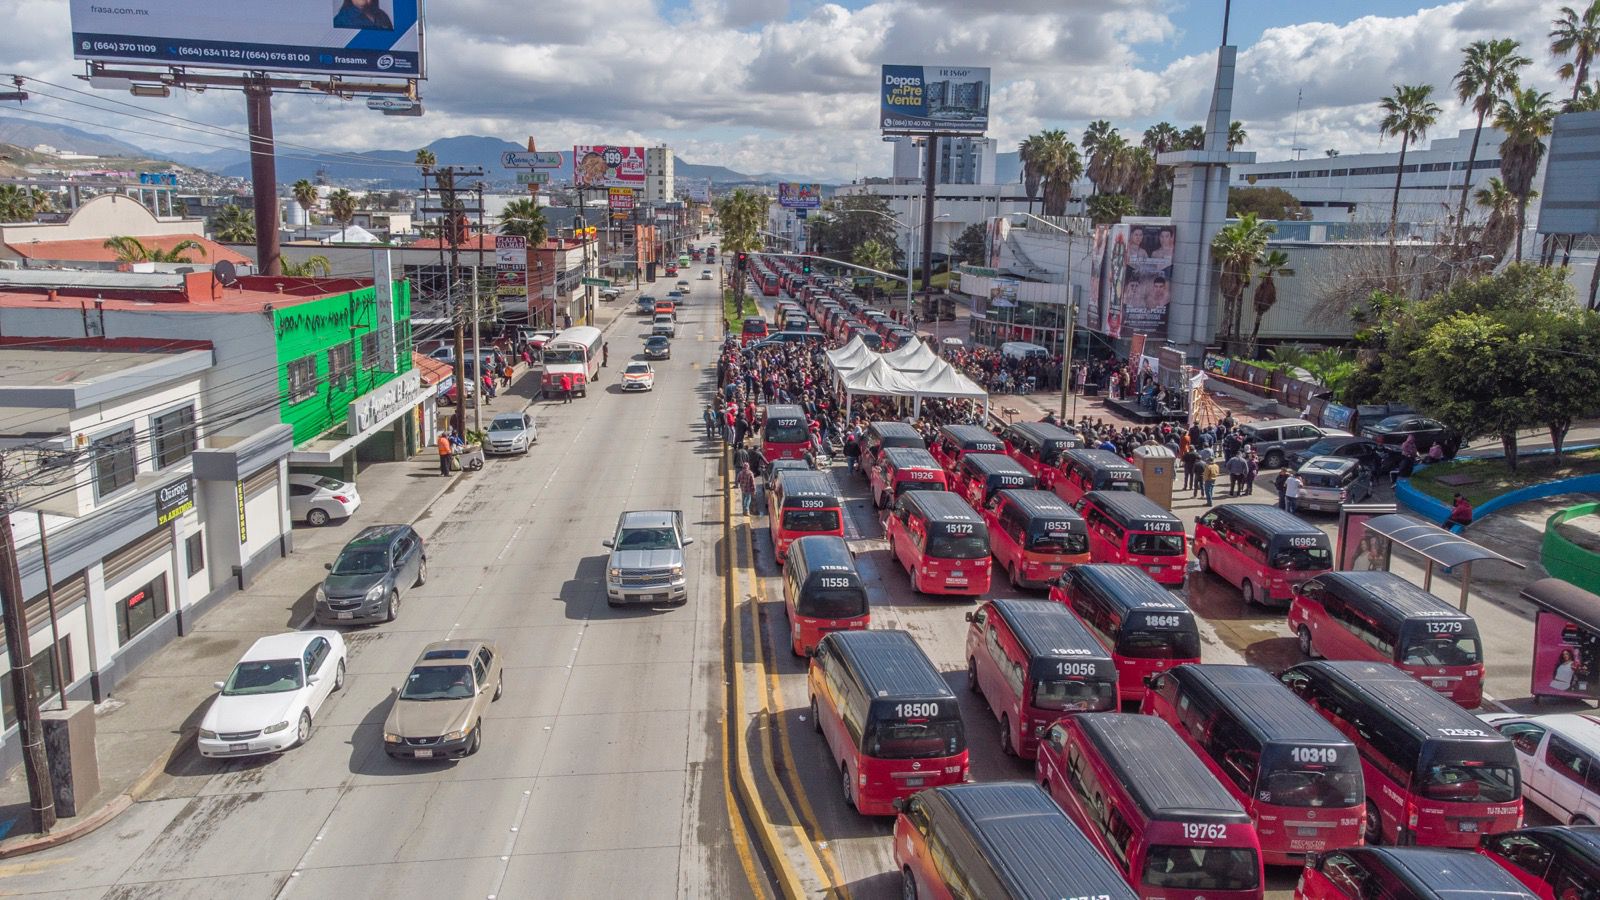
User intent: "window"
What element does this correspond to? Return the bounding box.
[185,533,205,577]
[327,342,355,390]
[93,426,138,498]
[360,330,382,369]
[288,355,318,403]
[1547,736,1592,786]
[151,405,196,469]
[0,638,71,728]
[1486,833,1553,879]
[116,575,169,645]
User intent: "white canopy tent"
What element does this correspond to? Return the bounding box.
[838,356,919,418]
[908,359,990,419]
[826,336,875,373]
[881,337,939,373]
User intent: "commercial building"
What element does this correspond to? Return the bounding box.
[834,180,1041,276]
[888,136,999,186]
[646,146,675,205]
[0,194,249,270]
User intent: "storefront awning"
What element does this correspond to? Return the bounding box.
[1522,578,1600,633]
[289,373,429,464]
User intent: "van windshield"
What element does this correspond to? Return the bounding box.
[766,422,810,444]
[1098,478,1144,493]
[927,533,990,559]
[1272,545,1333,571]
[542,347,585,365]
[1418,759,1518,803]
[1400,627,1481,667]
[894,479,942,497]
[1142,846,1260,892]
[1129,533,1185,556]
[797,588,867,619]
[1032,679,1117,712]
[1258,748,1365,808]
[1119,627,1200,660]
[1029,530,1089,555]
[782,509,841,533]
[866,718,965,759]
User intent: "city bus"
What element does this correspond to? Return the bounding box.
[1077,490,1189,586]
[1287,571,1484,707]
[1054,448,1145,505]
[1298,847,1538,900]
[760,403,812,462]
[1279,660,1522,848]
[809,630,967,815]
[766,470,843,564]
[886,490,992,597]
[930,424,1006,477]
[955,452,1038,511]
[982,489,1090,590]
[540,325,603,398]
[1141,664,1366,866]
[781,535,868,656]
[1004,421,1081,490]
[1051,563,1202,702]
[1193,504,1334,608]
[966,598,1117,758]
[894,783,1138,900]
[868,447,947,510]
[1037,712,1265,899]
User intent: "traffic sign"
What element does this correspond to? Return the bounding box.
[581,277,611,287]
[516,172,551,184]
[366,96,417,112]
[853,275,876,287]
[501,150,564,168]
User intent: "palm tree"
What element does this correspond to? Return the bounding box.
[1180,124,1206,150]
[1141,122,1180,154]
[1028,129,1083,216]
[1566,80,1600,110]
[291,179,318,238]
[853,239,894,301]
[1246,250,1294,357]
[281,255,333,277]
[1473,176,1523,260]
[1210,213,1274,353]
[1378,84,1442,247]
[1081,121,1115,192]
[499,198,548,244]
[414,148,436,172]
[1493,86,1557,261]
[1451,39,1531,243]
[713,188,769,312]
[326,188,357,242]
[1018,134,1044,214]
[1085,193,1135,226]
[208,204,256,243]
[1551,2,1600,101]
[0,185,33,222]
[101,236,207,263]
[1227,121,1248,150]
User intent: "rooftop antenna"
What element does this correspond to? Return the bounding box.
[1290,88,1308,160]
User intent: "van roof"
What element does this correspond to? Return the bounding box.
[776,471,839,502]
[994,489,1080,521]
[826,630,953,699]
[1006,421,1079,443]
[1083,490,1181,524]
[903,490,985,523]
[1318,571,1471,620]
[881,447,940,470]
[1291,661,1507,742]
[1353,847,1537,899]
[933,783,1138,900]
[1215,503,1327,536]
[1166,664,1355,748]
[868,421,922,439]
[1073,564,1191,613]
[1243,418,1317,432]
[1076,714,1252,824]
[990,599,1110,662]
[961,453,1033,476]
[787,535,857,575]
[765,404,805,419]
[940,424,1003,447]
[1064,448,1138,472]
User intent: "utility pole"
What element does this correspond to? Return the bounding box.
[244,76,281,277]
[0,461,56,834]
[471,183,485,439]
[920,133,940,323]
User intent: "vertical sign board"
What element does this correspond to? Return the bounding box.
[494,235,528,312]
[236,480,248,545]
[371,249,398,372]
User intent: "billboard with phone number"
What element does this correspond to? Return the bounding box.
[69,0,424,77]
[880,65,990,134]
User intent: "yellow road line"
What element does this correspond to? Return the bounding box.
[0,856,72,877]
[741,523,854,899]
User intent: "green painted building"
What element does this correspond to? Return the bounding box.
[272,279,414,444]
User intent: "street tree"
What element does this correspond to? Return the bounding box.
[1085,193,1135,226]
[292,179,318,237]
[327,189,357,242]
[1227,121,1248,150]
[1451,39,1531,245]
[808,194,898,263]
[1018,134,1043,214]
[281,255,332,277]
[1227,187,1304,221]
[1473,176,1525,262]
[1247,250,1294,357]
[1031,130,1083,216]
[208,204,255,243]
[414,148,436,172]
[499,198,548,244]
[1493,86,1556,262]
[852,239,894,303]
[101,236,207,263]
[1378,84,1441,249]
[1551,2,1600,101]
[1210,213,1274,354]
[951,223,987,267]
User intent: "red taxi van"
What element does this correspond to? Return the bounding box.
[860,421,925,474]
[1298,847,1536,900]
[1479,825,1600,900]
[809,629,967,815]
[1037,712,1266,899]
[782,535,869,656]
[1193,504,1334,608]
[766,470,843,564]
[983,489,1090,590]
[760,403,811,462]
[887,491,992,597]
[966,598,1117,758]
[1004,421,1081,490]
[1077,490,1189,587]
[869,446,947,510]
[1287,571,1484,708]
[1051,563,1202,703]
[930,424,1005,477]
[1280,661,1522,848]
[1142,664,1366,866]
[894,782,1138,900]
[1054,448,1144,505]
[740,316,769,346]
[955,452,1038,511]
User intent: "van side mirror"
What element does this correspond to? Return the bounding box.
[602,539,614,548]
[963,611,975,623]
[324,562,333,571]
[890,797,906,812]
[214,681,226,690]
[1143,673,1159,689]
[682,537,695,546]
[1194,516,1204,525]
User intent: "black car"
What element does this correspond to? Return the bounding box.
[1286,435,1401,473]
[1362,414,1461,458]
[643,335,671,359]
[315,525,427,625]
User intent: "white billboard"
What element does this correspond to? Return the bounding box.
[69,0,425,78]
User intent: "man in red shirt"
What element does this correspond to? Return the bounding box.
[559,372,573,403]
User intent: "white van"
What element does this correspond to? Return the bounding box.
[999,341,1048,361]
[1482,711,1600,825]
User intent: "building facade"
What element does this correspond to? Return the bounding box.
[646,146,675,205]
[887,136,999,185]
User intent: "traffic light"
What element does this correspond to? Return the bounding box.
[801,257,812,274]
[736,252,749,272]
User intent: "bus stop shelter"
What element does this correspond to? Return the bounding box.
[1361,513,1525,610]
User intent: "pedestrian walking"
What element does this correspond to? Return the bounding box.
[843,432,861,474]
[499,361,512,389]
[1244,448,1259,496]
[1275,468,1290,510]
[1201,459,1219,506]
[737,462,757,515]
[1284,470,1303,514]
[437,432,453,476]
[703,405,717,440]
[1225,453,1248,497]
[602,341,610,368]
[559,372,573,403]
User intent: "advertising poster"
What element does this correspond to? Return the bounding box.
[69,0,424,77]
[777,183,822,209]
[572,145,646,188]
[880,65,991,134]
[680,178,711,203]
[1533,611,1600,700]
[1085,225,1107,330]
[494,235,527,302]
[1336,504,1397,572]
[1121,224,1175,341]
[986,216,1008,270]
[608,187,635,213]
[1099,224,1129,337]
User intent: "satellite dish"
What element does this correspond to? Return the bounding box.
[214,260,238,286]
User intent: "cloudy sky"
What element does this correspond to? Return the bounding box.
[4,0,1579,180]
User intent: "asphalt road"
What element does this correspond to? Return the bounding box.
[0,265,753,899]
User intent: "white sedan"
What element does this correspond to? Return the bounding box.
[198,631,347,758]
[621,361,655,391]
[288,473,361,527]
[700,271,713,280]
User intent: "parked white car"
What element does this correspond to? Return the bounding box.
[621,362,655,392]
[198,631,347,758]
[484,412,536,455]
[1481,711,1600,824]
[288,474,361,527]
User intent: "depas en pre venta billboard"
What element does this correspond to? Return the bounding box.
[68,0,424,78]
[573,145,646,188]
[880,65,990,134]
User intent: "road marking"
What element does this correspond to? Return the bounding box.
[0,857,72,877]
[495,524,525,561]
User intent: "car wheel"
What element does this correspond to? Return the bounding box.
[333,659,346,692]
[841,765,855,811]
[415,557,428,587]
[901,867,919,900]
[1298,625,1318,658]
[493,676,504,701]
[1000,715,1016,756]
[1008,563,1022,591]
[811,697,822,733]
[307,508,330,527]
[385,590,400,623]
[1264,450,1283,469]
[1574,815,1595,826]
[1241,580,1257,608]
[967,657,981,695]
[467,721,483,756]
[1364,801,1384,845]
[1196,550,1210,574]
[295,710,312,748]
